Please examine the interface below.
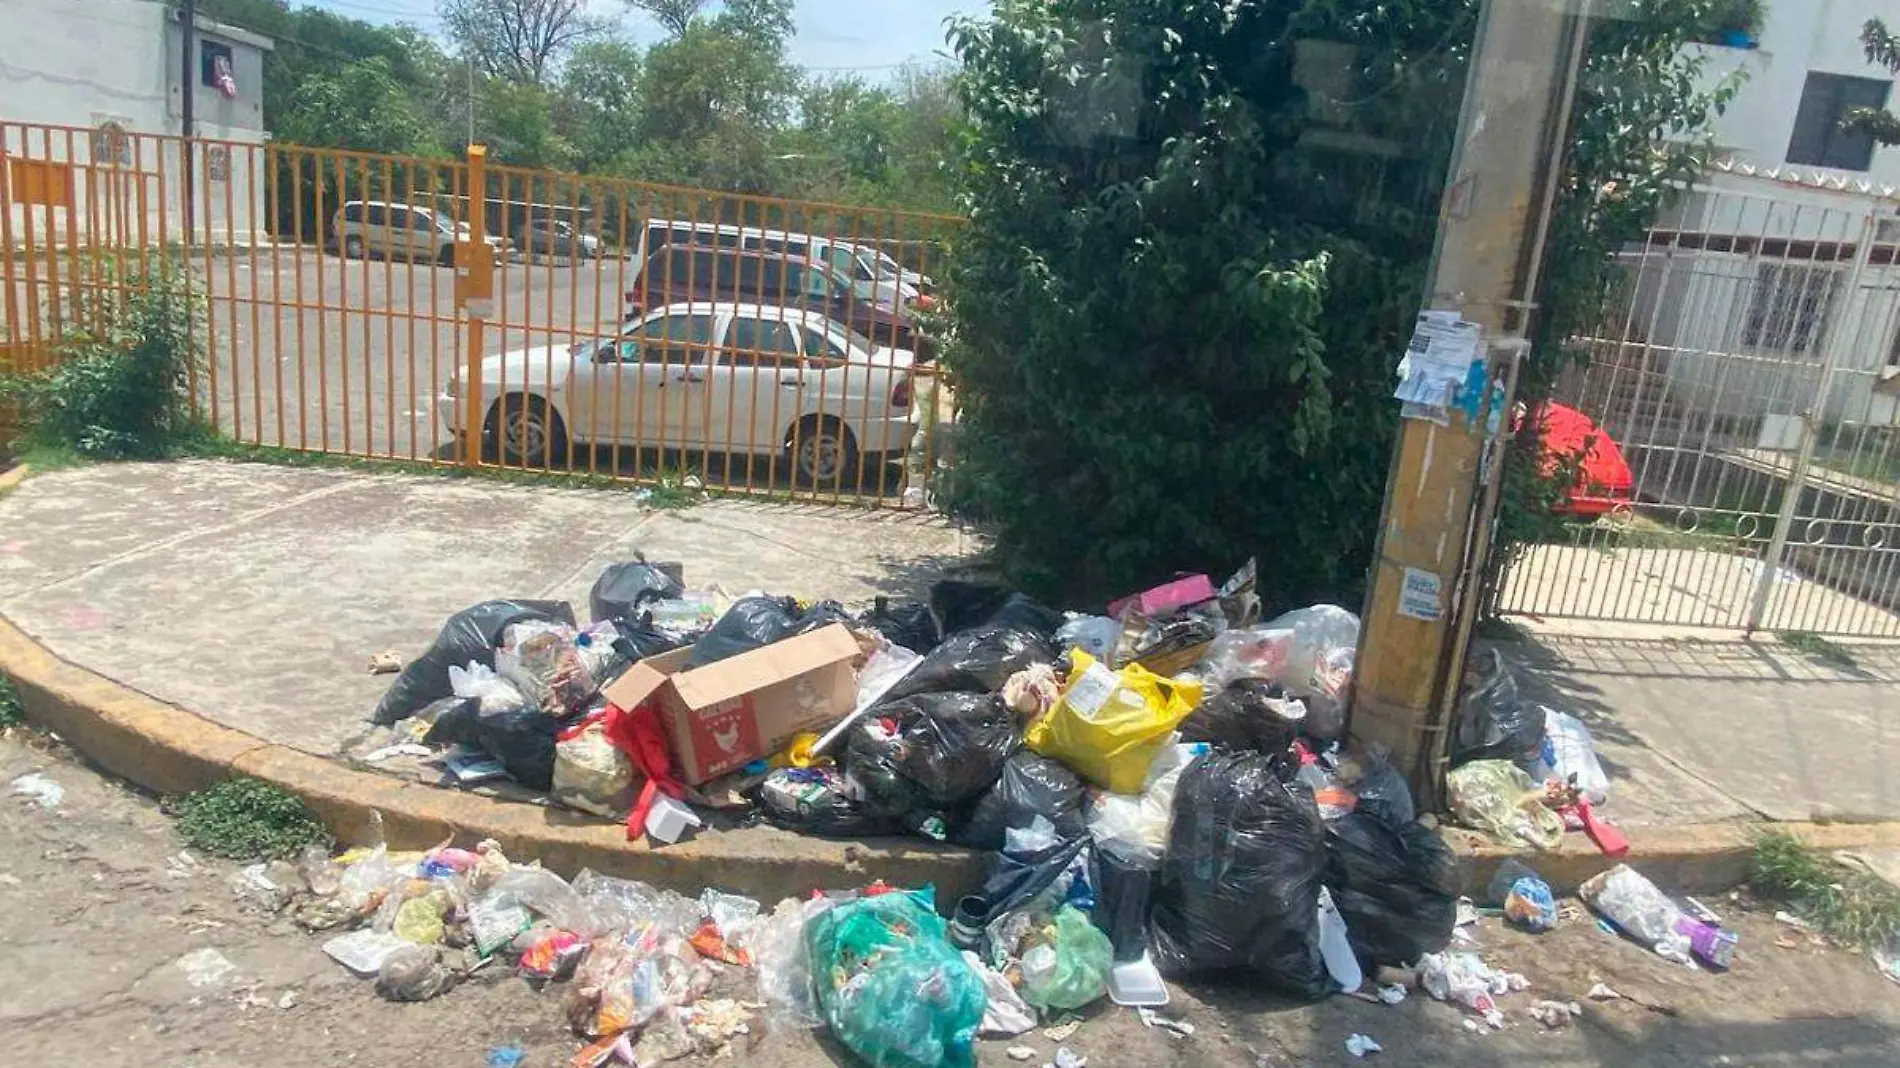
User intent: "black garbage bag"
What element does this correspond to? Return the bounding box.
[1149,751,1332,999]
[882,626,1057,702]
[1449,648,1546,767]
[957,752,1087,851]
[687,596,800,668]
[372,599,577,725]
[856,596,941,653]
[1324,812,1459,968]
[1092,849,1155,963]
[1179,679,1302,766]
[978,834,1090,924]
[752,766,901,838]
[422,696,567,790]
[588,558,684,623]
[792,599,854,635]
[847,692,1021,812]
[929,581,1063,639]
[608,614,686,664]
[1350,754,1416,827]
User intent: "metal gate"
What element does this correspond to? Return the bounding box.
[2,118,958,508]
[1491,166,1900,637]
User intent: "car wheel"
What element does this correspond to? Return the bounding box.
[788,416,859,487]
[343,235,364,259]
[486,394,568,468]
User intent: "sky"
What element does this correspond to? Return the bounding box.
[304,0,983,74]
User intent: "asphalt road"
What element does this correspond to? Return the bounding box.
[199,247,625,464]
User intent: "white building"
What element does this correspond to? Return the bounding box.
[1615,0,1900,433]
[2,0,273,245]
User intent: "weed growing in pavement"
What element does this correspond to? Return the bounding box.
[170,778,331,861]
[1750,830,1900,949]
[1776,630,1860,670]
[0,675,24,729]
[0,257,206,460]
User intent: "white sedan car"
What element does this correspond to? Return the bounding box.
[445,302,920,484]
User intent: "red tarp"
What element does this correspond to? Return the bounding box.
[1535,402,1634,518]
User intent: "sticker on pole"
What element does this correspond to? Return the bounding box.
[1398,568,1443,622]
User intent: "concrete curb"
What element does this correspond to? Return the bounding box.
[0,464,30,494]
[9,608,1900,901]
[0,615,987,903]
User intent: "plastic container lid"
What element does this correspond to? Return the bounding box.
[1107,953,1170,1007]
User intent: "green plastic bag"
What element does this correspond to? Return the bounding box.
[806,892,987,1068]
[1020,905,1113,1012]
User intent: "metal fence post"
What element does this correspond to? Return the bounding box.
[459,143,492,468]
[1745,210,1880,632]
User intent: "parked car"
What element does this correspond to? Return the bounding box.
[444,301,918,485]
[330,200,506,265]
[635,219,932,306]
[516,218,601,259]
[625,243,934,359]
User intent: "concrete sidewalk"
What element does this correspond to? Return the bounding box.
[2,460,1898,832]
[0,461,978,759]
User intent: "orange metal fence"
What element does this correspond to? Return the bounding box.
[0,119,959,506]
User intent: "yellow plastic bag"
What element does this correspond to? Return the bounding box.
[1024,651,1202,793]
[1446,759,1565,851]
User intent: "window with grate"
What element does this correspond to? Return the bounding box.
[1743,263,1839,353]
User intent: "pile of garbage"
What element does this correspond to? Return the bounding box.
[335,556,1734,1064]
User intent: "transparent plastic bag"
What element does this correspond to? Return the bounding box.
[1529,707,1609,805]
[570,869,704,939]
[552,719,636,817]
[486,866,593,934]
[1020,905,1113,1012]
[1578,865,1694,964]
[497,620,594,716]
[806,892,986,1068]
[371,598,575,725]
[448,662,528,715]
[752,895,841,1030]
[1254,605,1360,740]
[1445,760,1565,851]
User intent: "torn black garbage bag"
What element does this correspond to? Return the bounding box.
[588,558,684,624]
[928,581,1063,638]
[421,696,567,790]
[1324,811,1458,968]
[846,691,1021,813]
[1149,751,1332,1000]
[957,752,1086,851]
[1449,648,1546,767]
[881,626,1057,702]
[372,599,577,726]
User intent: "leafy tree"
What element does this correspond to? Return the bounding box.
[559,38,647,172]
[624,0,706,39]
[271,56,439,154]
[1843,18,1900,145]
[945,0,1743,606]
[439,0,608,86]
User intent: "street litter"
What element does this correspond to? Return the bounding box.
[1006,1047,1036,1062]
[1345,1033,1383,1057]
[1527,999,1582,1028]
[1137,1006,1195,1035]
[1581,865,1738,969]
[1418,951,1528,1028]
[176,947,240,989]
[10,772,63,808]
[1050,1049,1086,1068]
[367,651,403,675]
[1586,982,1622,1001]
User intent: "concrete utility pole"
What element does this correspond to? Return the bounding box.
[1351,0,1594,807]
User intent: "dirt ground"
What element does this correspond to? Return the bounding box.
[4,730,1899,1068]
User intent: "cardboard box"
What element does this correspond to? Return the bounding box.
[602,623,861,785]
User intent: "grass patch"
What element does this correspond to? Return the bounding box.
[1777,630,1859,670]
[0,675,23,729]
[1751,830,1900,949]
[170,778,331,861]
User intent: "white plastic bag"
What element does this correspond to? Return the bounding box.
[963,950,1036,1036]
[1054,615,1120,660]
[447,662,527,715]
[1085,742,1206,869]
[1529,707,1609,805]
